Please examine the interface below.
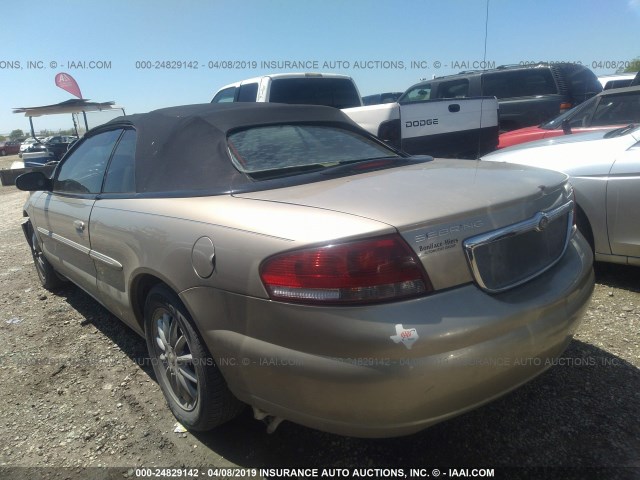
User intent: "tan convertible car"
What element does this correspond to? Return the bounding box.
[16,103,594,437]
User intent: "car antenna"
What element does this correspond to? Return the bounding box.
[476,0,490,161]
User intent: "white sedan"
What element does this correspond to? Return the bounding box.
[19,137,39,156]
[483,125,640,266]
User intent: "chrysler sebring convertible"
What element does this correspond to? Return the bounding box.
[15,103,594,438]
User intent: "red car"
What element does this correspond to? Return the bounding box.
[0,141,21,156]
[498,85,640,148]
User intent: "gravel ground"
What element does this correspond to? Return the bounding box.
[0,155,639,480]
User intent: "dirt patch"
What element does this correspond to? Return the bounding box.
[0,184,638,480]
[0,153,21,170]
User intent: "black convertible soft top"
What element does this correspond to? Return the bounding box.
[104,103,373,194]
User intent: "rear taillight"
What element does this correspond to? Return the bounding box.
[260,234,433,305]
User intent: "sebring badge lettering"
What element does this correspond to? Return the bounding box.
[415,220,484,243]
[405,118,439,128]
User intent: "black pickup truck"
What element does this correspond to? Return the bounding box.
[400,63,602,132]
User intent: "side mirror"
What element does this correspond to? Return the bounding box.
[561,119,572,135]
[15,171,53,192]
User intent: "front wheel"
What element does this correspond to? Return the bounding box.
[27,222,64,291]
[144,284,244,431]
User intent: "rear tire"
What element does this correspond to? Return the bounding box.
[144,284,244,431]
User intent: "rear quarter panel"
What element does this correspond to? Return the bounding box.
[87,195,392,332]
[498,95,564,130]
[342,103,399,136]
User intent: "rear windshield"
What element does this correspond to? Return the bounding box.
[228,124,399,175]
[555,64,602,101]
[269,78,362,109]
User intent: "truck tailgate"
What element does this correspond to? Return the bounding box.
[400,97,499,158]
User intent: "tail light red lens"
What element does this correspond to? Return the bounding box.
[260,234,433,305]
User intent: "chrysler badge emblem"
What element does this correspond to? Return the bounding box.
[536,214,550,231]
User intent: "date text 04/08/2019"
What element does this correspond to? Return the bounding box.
[133,467,496,478]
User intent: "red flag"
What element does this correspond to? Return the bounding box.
[55,73,83,99]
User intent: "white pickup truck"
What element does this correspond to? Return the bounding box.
[211,73,499,158]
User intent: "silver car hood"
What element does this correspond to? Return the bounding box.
[484,127,640,176]
[234,159,568,229]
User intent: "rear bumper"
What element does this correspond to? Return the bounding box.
[181,233,594,437]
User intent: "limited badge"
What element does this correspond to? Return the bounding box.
[390,324,419,350]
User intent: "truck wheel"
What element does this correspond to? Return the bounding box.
[28,223,64,290]
[144,284,244,431]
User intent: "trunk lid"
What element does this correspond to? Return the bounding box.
[234,159,567,229]
[235,160,571,290]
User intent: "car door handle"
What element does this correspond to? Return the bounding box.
[449,104,461,113]
[73,220,85,232]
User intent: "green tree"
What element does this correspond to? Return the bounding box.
[617,57,640,73]
[9,129,25,140]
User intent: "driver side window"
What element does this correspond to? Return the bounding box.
[402,84,432,103]
[54,129,123,194]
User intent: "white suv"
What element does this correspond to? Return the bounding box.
[598,72,637,90]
